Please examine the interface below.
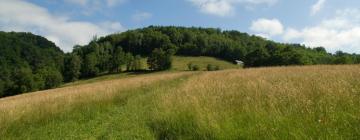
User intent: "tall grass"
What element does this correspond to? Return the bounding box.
[0,72,192,138]
[152,65,360,139]
[171,56,240,71]
[1,65,360,139]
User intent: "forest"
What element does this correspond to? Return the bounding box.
[1,26,360,97]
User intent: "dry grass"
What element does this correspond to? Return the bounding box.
[151,65,360,139]
[0,72,192,131]
[1,65,360,139]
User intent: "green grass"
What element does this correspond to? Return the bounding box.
[62,56,238,87]
[171,56,240,71]
[1,73,195,139]
[1,65,360,139]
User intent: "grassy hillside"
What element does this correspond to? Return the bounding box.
[1,65,360,139]
[172,56,240,71]
[61,56,238,87]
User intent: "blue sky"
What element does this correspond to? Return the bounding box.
[1,0,360,53]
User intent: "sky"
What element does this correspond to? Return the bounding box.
[0,0,360,53]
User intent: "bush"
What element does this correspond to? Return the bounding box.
[206,64,215,71]
[187,62,194,71]
[192,65,200,71]
[207,64,221,71]
[187,63,200,71]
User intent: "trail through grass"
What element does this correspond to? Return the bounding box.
[1,65,360,139]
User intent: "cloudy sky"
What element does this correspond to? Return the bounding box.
[0,0,360,53]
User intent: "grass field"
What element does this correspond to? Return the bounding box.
[171,56,240,71]
[62,56,239,87]
[1,65,360,139]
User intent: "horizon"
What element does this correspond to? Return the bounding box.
[0,0,360,53]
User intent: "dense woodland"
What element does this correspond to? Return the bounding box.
[1,26,360,97]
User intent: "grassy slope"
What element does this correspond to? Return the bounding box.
[171,56,240,71]
[1,65,360,139]
[62,56,239,87]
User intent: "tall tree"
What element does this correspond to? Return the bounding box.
[147,48,173,71]
[110,47,127,73]
[64,54,82,82]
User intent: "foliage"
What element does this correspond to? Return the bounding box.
[187,62,194,71]
[128,55,143,71]
[37,67,63,89]
[63,54,81,82]
[206,64,220,71]
[2,26,360,97]
[192,65,200,71]
[98,26,360,67]
[147,48,173,71]
[186,62,201,71]
[0,32,64,97]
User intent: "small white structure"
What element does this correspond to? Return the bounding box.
[235,60,244,65]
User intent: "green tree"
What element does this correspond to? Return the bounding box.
[0,79,5,97]
[37,67,63,89]
[11,67,37,95]
[64,54,82,82]
[246,47,270,67]
[81,53,99,77]
[147,48,173,71]
[131,55,143,71]
[125,53,135,71]
[110,47,126,73]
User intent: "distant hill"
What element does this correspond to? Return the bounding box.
[1,26,360,97]
[96,26,360,67]
[0,32,64,97]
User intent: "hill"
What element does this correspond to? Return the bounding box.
[97,26,360,66]
[2,26,360,98]
[60,56,238,87]
[1,65,359,139]
[0,32,64,97]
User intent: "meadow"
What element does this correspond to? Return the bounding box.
[0,64,360,139]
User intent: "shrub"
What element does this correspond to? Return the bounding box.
[206,64,215,71]
[207,64,221,71]
[187,62,194,71]
[192,65,200,71]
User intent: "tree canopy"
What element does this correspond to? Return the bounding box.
[0,32,64,97]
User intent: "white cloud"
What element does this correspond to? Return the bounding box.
[0,0,124,52]
[64,0,126,15]
[284,8,360,53]
[64,0,125,7]
[132,12,153,22]
[250,18,284,38]
[187,0,277,17]
[311,0,326,16]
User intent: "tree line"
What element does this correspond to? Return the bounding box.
[1,26,360,97]
[98,26,360,67]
